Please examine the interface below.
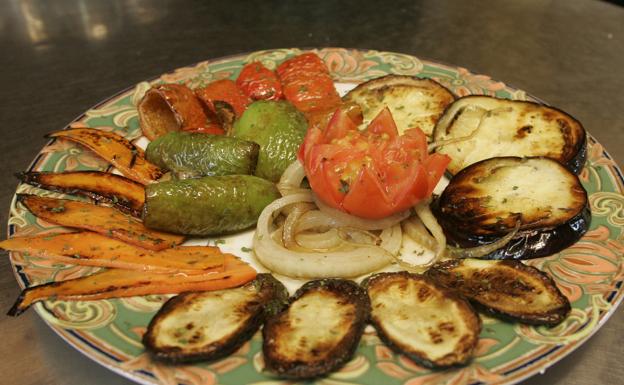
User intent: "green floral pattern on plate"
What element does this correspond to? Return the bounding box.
[7,48,624,385]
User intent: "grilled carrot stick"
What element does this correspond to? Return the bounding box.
[47,127,163,184]
[7,255,256,316]
[0,232,223,273]
[17,171,145,217]
[18,195,184,251]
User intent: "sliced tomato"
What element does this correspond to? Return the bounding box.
[300,107,451,219]
[236,61,283,101]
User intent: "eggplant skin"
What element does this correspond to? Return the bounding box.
[426,259,571,326]
[465,205,590,260]
[434,156,590,259]
[262,279,370,379]
[363,272,481,369]
[143,274,287,364]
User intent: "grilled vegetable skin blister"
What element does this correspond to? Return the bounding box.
[434,157,590,259]
[343,75,455,137]
[432,96,587,175]
[364,272,481,368]
[16,171,145,217]
[427,259,571,325]
[145,131,259,179]
[143,274,288,363]
[263,279,370,379]
[232,100,307,182]
[143,175,280,236]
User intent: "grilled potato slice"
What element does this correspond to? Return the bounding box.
[263,279,370,379]
[364,272,480,368]
[343,75,455,137]
[434,157,590,259]
[426,259,571,325]
[432,96,586,175]
[143,274,288,363]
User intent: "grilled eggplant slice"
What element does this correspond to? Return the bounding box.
[263,279,370,379]
[343,75,455,137]
[143,274,287,363]
[426,259,571,325]
[364,272,480,368]
[434,157,590,259]
[16,171,145,217]
[432,96,587,175]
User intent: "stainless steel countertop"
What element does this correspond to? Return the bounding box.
[1,1,622,384]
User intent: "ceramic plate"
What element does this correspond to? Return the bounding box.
[7,48,624,385]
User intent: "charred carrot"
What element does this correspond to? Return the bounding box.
[0,232,223,273]
[17,171,145,217]
[18,195,184,251]
[195,79,250,117]
[47,128,163,185]
[236,61,283,101]
[276,53,341,114]
[7,255,256,316]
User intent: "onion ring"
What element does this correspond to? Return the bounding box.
[253,192,399,278]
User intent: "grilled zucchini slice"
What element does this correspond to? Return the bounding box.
[364,272,480,368]
[434,157,590,259]
[143,274,288,363]
[433,96,586,175]
[262,279,370,379]
[343,75,455,137]
[426,259,571,325]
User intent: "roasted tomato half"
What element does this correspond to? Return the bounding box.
[299,107,450,219]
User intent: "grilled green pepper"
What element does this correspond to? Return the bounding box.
[143,175,279,236]
[145,131,259,179]
[232,101,307,182]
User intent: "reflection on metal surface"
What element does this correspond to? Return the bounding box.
[19,0,48,44]
[11,0,167,46]
[89,24,108,40]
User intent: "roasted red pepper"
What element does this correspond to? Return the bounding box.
[195,79,250,117]
[276,53,341,114]
[236,61,283,101]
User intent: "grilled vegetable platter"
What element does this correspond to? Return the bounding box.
[4,48,624,385]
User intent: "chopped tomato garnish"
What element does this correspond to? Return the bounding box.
[236,61,283,101]
[300,106,451,219]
